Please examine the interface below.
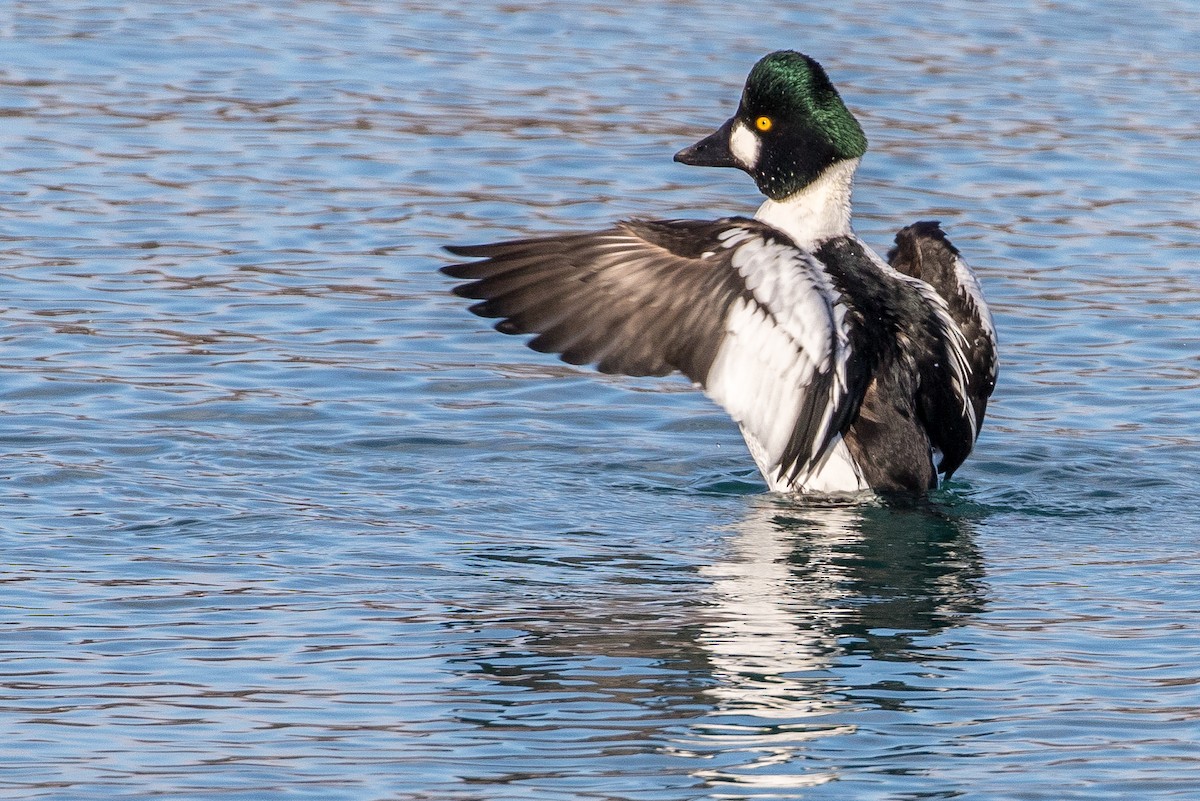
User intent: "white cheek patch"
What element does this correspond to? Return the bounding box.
[728,120,761,170]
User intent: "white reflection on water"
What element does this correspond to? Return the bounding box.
[690,502,864,789]
[678,496,986,791]
[701,503,866,705]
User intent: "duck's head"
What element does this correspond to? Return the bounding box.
[675,51,867,201]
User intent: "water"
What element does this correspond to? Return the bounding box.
[1,1,1198,798]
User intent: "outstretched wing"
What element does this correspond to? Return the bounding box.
[443,217,862,486]
[888,221,997,439]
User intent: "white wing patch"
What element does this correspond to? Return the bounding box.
[704,228,863,492]
[708,296,818,467]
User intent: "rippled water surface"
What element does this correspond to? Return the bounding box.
[2,2,1199,799]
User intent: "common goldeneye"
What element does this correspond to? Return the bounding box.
[444,50,997,494]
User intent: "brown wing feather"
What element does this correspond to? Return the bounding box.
[444,219,760,381]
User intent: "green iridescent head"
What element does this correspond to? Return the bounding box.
[675,51,868,200]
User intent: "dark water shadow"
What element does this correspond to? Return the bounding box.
[767,492,987,656]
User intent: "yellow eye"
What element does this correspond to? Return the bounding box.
[755,116,773,132]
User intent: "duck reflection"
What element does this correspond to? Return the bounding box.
[445,494,986,791]
[691,494,986,788]
[705,494,986,669]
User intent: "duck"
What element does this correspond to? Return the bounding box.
[443,50,997,494]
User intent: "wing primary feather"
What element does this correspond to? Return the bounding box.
[445,218,861,491]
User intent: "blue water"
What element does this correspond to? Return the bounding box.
[1,1,1199,799]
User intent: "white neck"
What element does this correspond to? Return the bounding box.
[753,158,859,251]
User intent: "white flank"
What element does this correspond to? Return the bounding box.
[773,436,866,493]
[754,158,859,251]
[728,119,761,170]
[703,228,863,493]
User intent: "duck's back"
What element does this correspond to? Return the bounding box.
[887,221,997,440]
[813,233,982,488]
